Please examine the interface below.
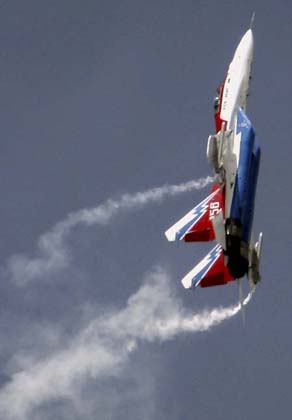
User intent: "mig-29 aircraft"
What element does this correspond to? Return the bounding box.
[165,27,262,290]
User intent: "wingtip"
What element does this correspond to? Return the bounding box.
[181,273,194,289]
[164,229,175,242]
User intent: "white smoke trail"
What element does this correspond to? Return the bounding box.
[6,176,213,285]
[1,175,256,418]
[0,268,254,420]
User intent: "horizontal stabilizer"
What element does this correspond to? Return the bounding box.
[256,232,263,260]
[181,244,235,288]
[248,232,263,286]
[165,183,224,243]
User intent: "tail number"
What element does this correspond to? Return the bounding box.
[209,202,220,219]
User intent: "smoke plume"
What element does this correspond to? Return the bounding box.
[0,175,256,419]
[6,176,213,285]
[0,268,254,420]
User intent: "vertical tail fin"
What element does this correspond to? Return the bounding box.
[165,183,224,243]
[182,244,235,289]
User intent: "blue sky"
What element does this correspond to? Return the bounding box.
[0,1,291,419]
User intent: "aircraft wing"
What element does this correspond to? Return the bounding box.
[165,182,224,242]
[181,244,235,288]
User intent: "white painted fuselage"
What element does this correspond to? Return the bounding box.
[220,29,254,129]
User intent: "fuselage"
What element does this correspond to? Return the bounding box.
[213,29,260,279]
[215,29,254,132]
[165,27,261,288]
[225,108,260,278]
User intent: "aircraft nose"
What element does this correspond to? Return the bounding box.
[241,29,254,56]
[233,28,253,65]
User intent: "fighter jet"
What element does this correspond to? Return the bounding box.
[165,28,262,289]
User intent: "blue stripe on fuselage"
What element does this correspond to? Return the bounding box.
[230,108,261,242]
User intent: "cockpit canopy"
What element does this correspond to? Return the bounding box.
[213,83,224,113]
[213,96,219,111]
